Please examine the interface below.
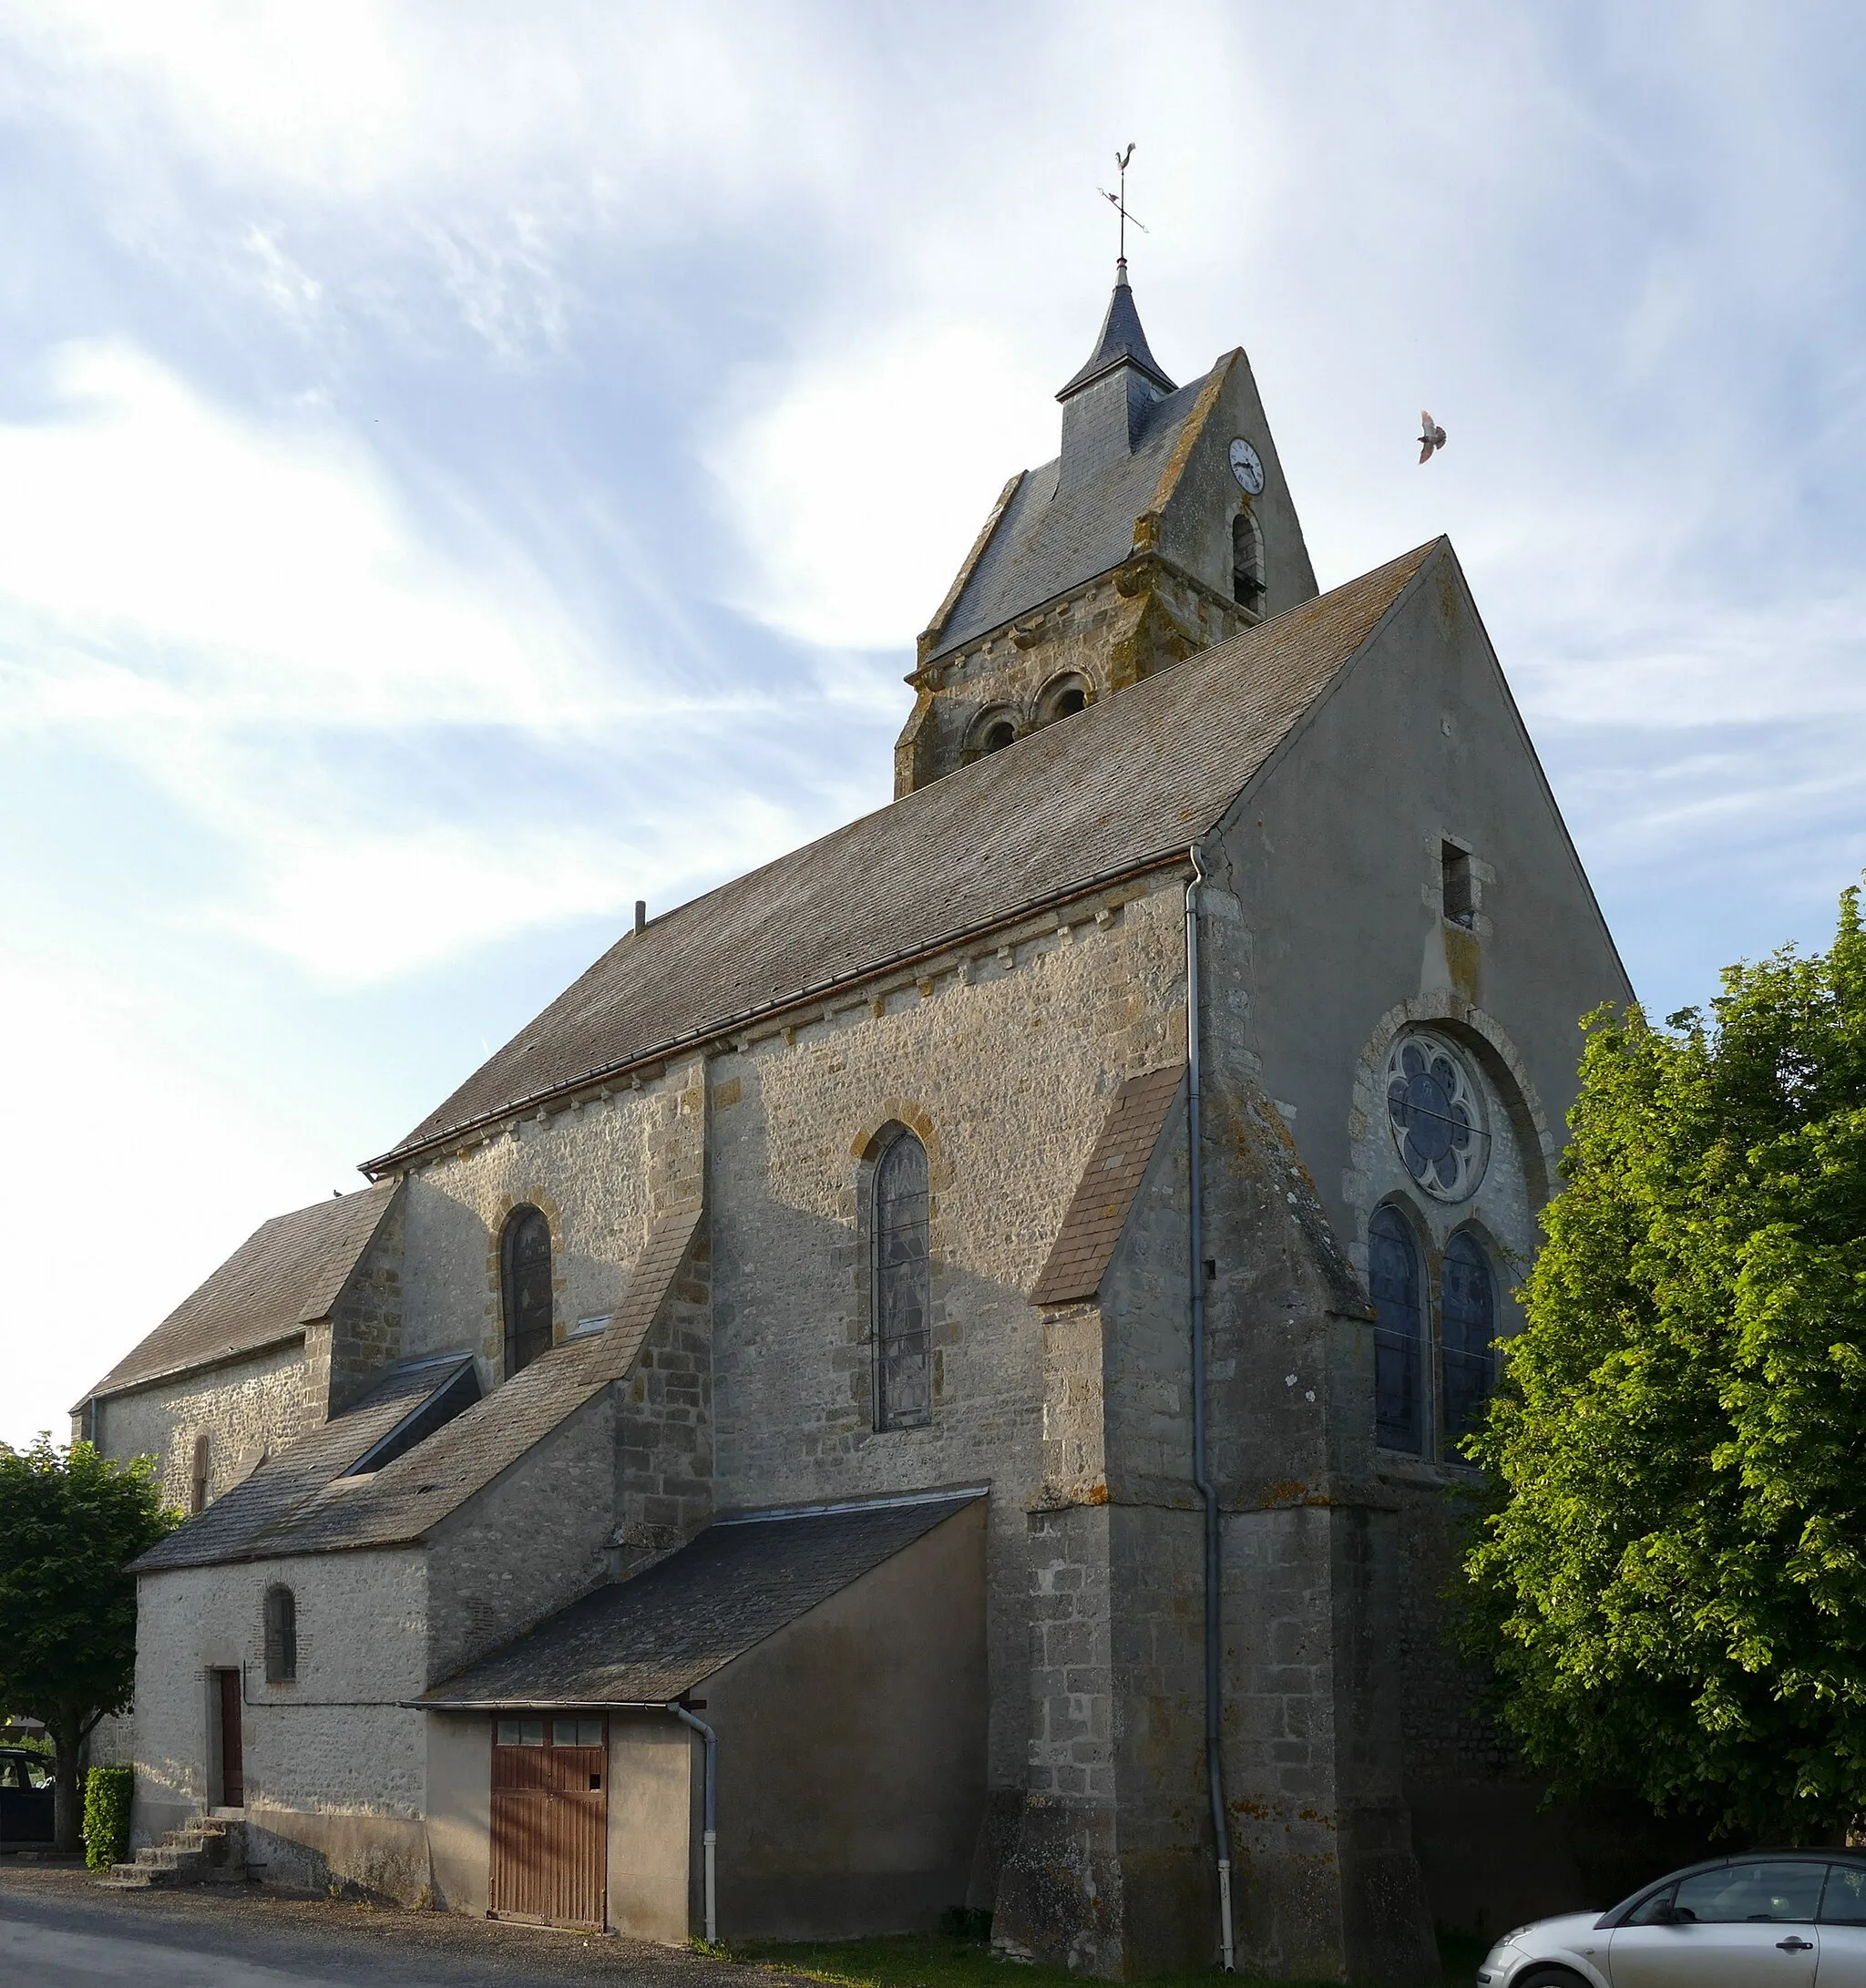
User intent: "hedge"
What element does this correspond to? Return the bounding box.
[82,1765,133,1870]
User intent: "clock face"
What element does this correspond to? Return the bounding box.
[1228,437,1265,494]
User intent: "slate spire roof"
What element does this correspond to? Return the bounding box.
[1057,260,1176,400]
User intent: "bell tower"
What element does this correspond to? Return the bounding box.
[894,264,1317,795]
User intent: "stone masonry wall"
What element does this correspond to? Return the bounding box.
[323,1190,407,1414]
[98,1340,316,1512]
[616,1229,713,1557]
[395,1054,704,1387]
[426,1390,618,1684]
[703,879,1186,1798]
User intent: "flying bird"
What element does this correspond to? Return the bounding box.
[1418,411,1447,464]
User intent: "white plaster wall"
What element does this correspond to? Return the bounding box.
[133,1549,428,1839]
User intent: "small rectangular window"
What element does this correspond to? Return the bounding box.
[1441,841,1475,927]
[496,1717,545,1747]
[552,1716,604,1747]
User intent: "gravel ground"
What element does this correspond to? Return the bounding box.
[0,1865,811,1988]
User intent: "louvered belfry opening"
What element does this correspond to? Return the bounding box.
[489,1716,607,1929]
[501,1206,554,1378]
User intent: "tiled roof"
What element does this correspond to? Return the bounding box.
[1030,1061,1187,1307]
[416,1491,984,1708]
[83,1184,400,1404]
[130,1355,473,1573]
[376,542,1442,1171]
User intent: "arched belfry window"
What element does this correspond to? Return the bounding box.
[263,1584,297,1683]
[190,1431,210,1515]
[1232,506,1266,610]
[1369,1204,1423,1454]
[501,1206,554,1378]
[1440,1231,1497,1456]
[872,1132,931,1430]
[1037,674,1091,724]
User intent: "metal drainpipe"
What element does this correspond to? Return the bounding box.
[672,1704,717,1943]
[1186,844,1236,1973]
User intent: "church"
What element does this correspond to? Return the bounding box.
[76,260,1631,1983]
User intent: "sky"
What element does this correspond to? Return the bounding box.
[4,2,1865,1450]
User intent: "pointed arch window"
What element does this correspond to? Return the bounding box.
[263,1584,297,1684]
[1440,1231,1497,1456]
[190,1430,210,1515]
[501,1206,554,1378]
[1369,1204,1423,1454]
[1232,506,1266,610]
[872,1132,931,1430]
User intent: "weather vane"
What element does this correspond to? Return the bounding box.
[1099,143,1148,263]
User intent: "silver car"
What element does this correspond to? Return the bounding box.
[1475,1850,1866,1985]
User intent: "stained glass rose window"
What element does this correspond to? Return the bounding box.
[1384,1031,1488,1202]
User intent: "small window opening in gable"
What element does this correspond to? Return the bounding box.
[1231,506,1266,611]
[500,1206,554,1379]
[262,1583,297,1683]
[1441,840,1476,927]
[872,1130,931,1430]
[189,1431,210,1515]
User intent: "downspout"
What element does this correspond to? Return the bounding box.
[672,1703,717,1943]
[1186,844,1236,1973]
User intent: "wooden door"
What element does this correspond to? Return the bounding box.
[489,1718,607,1929]
[215,1670,243,1808]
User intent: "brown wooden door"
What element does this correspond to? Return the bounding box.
[489,1720,606,1929]
[215,1670,243,1808]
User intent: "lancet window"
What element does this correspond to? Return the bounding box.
[501,1205,554,1378]
[872,1131,931,1430]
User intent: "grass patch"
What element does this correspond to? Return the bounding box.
[731,1926,1483,1988]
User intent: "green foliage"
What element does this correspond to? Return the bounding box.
[1461,884,1866,1840]
[82,1764,133,1870]
[0,1437,178,1848]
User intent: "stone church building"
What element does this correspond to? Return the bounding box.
[77,263,1630,1983]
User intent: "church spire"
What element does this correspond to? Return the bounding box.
[1056,260,1176,403]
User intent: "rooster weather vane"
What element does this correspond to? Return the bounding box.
[1099,143,1148,262]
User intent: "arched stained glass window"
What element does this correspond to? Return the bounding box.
[263,1584,297,1683]
[1441,1231,1497,1456]
[1369,1204,1423,1454]
[501,1206,554,1378]
[873,1132,931,1430]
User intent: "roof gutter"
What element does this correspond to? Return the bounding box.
[364,847,1198,1178]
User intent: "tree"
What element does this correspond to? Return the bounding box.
[1461,883,1866,1843]
[0,1438,177,1852]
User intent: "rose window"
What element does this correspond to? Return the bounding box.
[1384,1032,1488,1202]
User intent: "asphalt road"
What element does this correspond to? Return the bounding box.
[0,1866,803,1987]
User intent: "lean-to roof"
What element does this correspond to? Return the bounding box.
[374,541,1441,1173]
[415,1491,984,1708]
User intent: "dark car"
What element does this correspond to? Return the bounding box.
[0,1747,55,1845]
[1475,1849,1866,1984]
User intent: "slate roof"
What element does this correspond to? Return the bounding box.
[1030,1061,1187,1307]
[1057,266,1176,398]
[83,1184,399,1403]
[130,1354,474,1573]
[129,1204,706,1573]
[375,541,1442,1172]
[928,364,1216,661]
[415,1491,985,1709]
